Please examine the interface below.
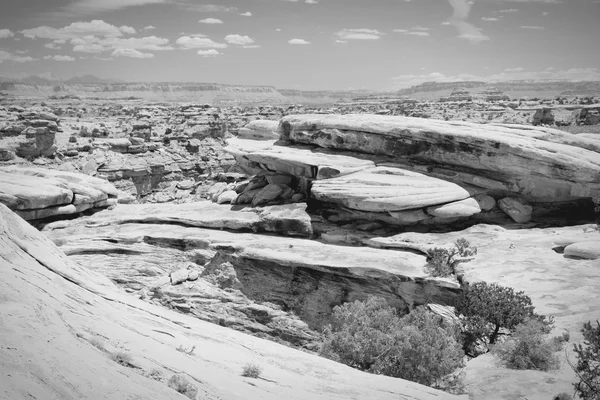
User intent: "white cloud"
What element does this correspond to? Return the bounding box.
[447,0,489,44]
[197,49,220,57]
[21,20,135,40]
[111,48,154,58]
[306,0,318,3]
[176,35,227,49]
[44,42,63,49]
[73,43,106,53]
[391,67,600,88]
[499,8,519,12]
[199,18,223,24]
[240,12,252,16]
[521,25,544,29]
[335,28,384,40]
[225,34,254,46]
[0,29,14,39]
[288,38,310,44]
[44,55,76,61]
[481,17,500,21]
[394,28,430,36]
[180,4,237,12]
[69,35,173,53]
[60,0,167,15]
[405,31,430,36]
[335,40,347,43]
[504,67,524,72]
[0,50,36,63]
[144,25,156,30]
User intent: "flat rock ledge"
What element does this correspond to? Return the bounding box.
[0,166,118,221]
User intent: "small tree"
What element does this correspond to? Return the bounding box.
[320,297,464,389]
[456,282,553,354]
[491,319,560,371]
[571,320,600,399]
[426,238,477,277]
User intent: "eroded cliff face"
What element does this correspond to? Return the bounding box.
[43,202,460,347]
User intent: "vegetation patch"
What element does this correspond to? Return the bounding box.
[425,238,477,278]
[168,374,198,399]
[571,320,600,400]
[241,363,262,379]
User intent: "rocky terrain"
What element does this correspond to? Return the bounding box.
[1,92,600,400]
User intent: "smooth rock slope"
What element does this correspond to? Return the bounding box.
[0,203,464,400]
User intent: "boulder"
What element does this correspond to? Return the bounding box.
[252,184,283,206]
[564,241,600,260]
[237,120,280,140]
[311,166,471,213]
[426,198,481,218]
[498,197,533,223]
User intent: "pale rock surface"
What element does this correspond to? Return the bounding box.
[237,120,280,140]
[497,197,533,223]
[564,240,600,260]
[1,203,463,400]
[278,114,600,201]
[0,166,118,220]
[311,166,471,212]
[426,198,481,218]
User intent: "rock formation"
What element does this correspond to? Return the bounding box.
[440,88,473,102]
[0,166,118,221]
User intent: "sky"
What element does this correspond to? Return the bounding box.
[0,0,599,90]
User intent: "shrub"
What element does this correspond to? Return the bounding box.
[241,363,262,379]
[320,297,464,389]
[426,238,477,277]
[111,351,134,367]
[491,319,559,371]
[571,320,600,400]
[554,393,573,400]
[167,374,198,399]
[455,282,553,354]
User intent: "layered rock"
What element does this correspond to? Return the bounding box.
[237,120,280,140]
[440,88,473,102]
[0,166,118,221]
[278,114,600,203]
[1,202,461,400]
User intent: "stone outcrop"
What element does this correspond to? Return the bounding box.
[0,166,118,221]
[44,204,460,342]
[278,114,600,203]
[237,120,280,140]
[2,202,463,400]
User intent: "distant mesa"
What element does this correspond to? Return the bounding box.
[478,87,510,101]
[439,87,473,102]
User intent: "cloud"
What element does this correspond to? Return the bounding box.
[111,48,154,58]
[394,28,430,36]
[197,49,220,57]
[240,12,252,16]
[504,67,524,72]
[481,17,500,21]
[447,0,490,44]
[288,38,310,44]
[179,4,238,12]
[391,67,600,88]
[176,35,227,49]
[0,50,36,63]
[144,25,156,30]
[521,25,544,29]
[306,0,318,3]
[21,20,135,40]
[335,28,384,40]
[60,0,166,16]
[199,18,223,24]
[43,55,76,61]
[499,8,519,12]
[0,29,14,39]
[224,34,254,45]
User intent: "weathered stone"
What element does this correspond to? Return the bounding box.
[311,166,471,213]
[170,268,189,285]
[252,184,283,206]
[474,194,496,211]
[426,198,481,218]
[237,120,280,140]
[217,190,238,204]
[498,197,533,223]
[564,241,600,260]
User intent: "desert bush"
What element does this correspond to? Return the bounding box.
[167,374,198,399]
[241,363,262,379]
[455,282,553,354]
[426,238,477,277]
[320,297,464,389]
[146,368,164,381]
[554,393,573,400]
[571,320,600,400]
[111,351,134,367]
[491,319,560,371]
